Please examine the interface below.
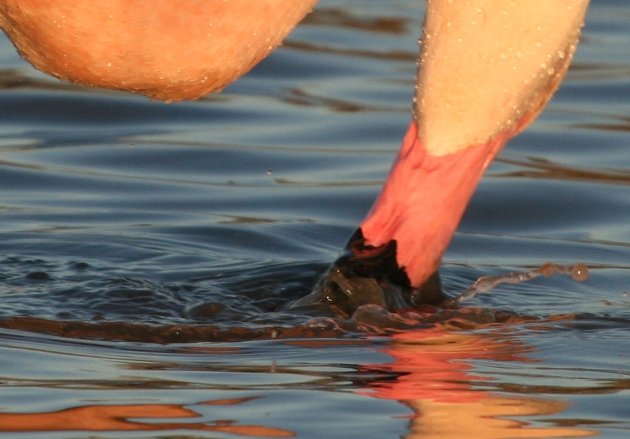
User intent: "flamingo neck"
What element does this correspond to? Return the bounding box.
[358,121,506,288]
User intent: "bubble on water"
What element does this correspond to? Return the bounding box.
[571,264,589,282]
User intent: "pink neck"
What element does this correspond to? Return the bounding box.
[360,121,507,288]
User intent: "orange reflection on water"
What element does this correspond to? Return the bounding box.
[366,328,595,439]
[0,397,294,437]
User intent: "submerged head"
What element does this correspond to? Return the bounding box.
[294,229,445,317]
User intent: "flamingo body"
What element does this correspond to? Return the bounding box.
[0,0,316,101]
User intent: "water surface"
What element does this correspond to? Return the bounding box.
[0,1,628,437]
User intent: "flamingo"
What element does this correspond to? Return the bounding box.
[0,1,590,312]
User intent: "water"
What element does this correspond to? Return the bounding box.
[0,0,628,437]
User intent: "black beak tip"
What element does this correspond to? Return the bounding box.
[296,229,447,316]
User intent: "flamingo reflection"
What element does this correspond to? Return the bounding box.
[0,397,294,437]
[363,328,594,438]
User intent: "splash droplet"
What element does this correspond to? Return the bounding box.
[540,262,558,277]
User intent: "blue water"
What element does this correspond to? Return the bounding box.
[0,1,628,437]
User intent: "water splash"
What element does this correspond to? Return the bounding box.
[445,262,590,307]
[0,256,596,342]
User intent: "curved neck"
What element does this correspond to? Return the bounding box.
[416,0,589,156]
